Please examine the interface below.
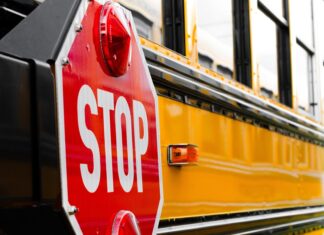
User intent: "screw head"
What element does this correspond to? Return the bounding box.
[68,205,79,215]
[61,57,70,66]
[75,23,83,32]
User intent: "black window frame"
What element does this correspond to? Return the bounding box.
[257,0,292,107]
[163,0,186,55]
[294,0,317,116]
[233,0,252,87]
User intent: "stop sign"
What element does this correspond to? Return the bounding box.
[54,1,163,234]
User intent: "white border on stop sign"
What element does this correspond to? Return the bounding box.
[54,0,164,234]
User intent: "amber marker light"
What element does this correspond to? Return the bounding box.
[167,144,199,166]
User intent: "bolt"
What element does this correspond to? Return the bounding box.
[75,23,83,33]
[61,57,70,66]
[68,206,79,215]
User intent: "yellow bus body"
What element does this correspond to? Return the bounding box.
[158,96,324,220]
[306,229,324,235]
[136,0,324,229]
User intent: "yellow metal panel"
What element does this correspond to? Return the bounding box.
[305,229,324,235]
[158,96,324,220]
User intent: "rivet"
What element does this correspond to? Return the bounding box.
[75,23,83,32]
[68,206,79,215]
[61,57,70,66]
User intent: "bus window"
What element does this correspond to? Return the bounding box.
[253,0,292,106]
[119,0,162,45]
[295,44,313,114]
[293,0,316,116]
[295,0,313,48]
[255,11,279,101]
[196,0,234,80]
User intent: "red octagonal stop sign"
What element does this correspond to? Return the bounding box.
[54,1,163,234]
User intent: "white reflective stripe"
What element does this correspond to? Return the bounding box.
[115,96,134,192]
[98,89,115,192]
[55,0,91,233]
[133,100,148,192]
[157,206,324,234]
[77,85,100,193]
[237,216,324,235]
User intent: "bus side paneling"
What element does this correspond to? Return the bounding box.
[158,96,324,219]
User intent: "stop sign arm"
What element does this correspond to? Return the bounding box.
[0,0,80,61]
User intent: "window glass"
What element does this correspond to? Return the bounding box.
[295,44,313,113]
[296,0,313,47]
[260,0,284,17]
[198,53,213,70]
[119,0,162,45]
[255,11,279,101]
[294,0,316,116]
[196,0,234,79]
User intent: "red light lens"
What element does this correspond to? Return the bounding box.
[100,1,131,77]
[111,210,141,235]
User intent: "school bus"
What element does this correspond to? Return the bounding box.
[0,0,324,234]
[120,0,324,233]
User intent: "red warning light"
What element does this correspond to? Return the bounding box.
[111,210,141,235]
[100,1,132,77]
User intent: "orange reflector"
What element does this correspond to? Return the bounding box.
[168,144,198,166]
